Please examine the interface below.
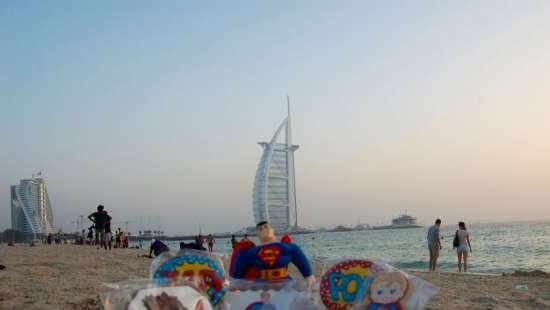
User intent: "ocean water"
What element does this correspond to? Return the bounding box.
[162,221,550,274]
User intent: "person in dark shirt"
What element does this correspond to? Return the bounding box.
[149,239,170,258]
[87,226,94,245]
[195,234,204,247]
[88,205,109,248]
[180,241,206,251]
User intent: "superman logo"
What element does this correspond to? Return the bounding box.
[258,245,281,267]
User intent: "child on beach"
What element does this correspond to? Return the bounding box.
[87,226,94,245]
[120,230,128,248]
[104,214,113,250]
[455,222,472,272]
[115,228,121,248]
[206,234,215,252]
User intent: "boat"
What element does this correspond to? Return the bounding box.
[354,223,371,231]
[372,214,422,230]
[329,225,354,232]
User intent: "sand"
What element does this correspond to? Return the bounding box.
[1,244,549,310]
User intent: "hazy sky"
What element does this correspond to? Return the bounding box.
[2,1,550,234]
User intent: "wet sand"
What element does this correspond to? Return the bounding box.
[1,244,549,310]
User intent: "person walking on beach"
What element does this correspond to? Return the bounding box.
[103,213,113,250]
[88,205,108,249]
[206,234,215,252]
[427,219,442,272]
[231,234,237,249]
[455,221,472,272]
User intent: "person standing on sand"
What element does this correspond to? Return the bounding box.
[115,228,121,248]
[88,205,108,249]
[103,213,113,250]
[197,234,204,248]
[206,234,215,252]
[87,226,94,245]
[119,230,127,248]
[427,218,442,272]
[231,235,237,249]
[455,221,472,272]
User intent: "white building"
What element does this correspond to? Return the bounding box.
[252,103,299,233]
[11,177,55,234]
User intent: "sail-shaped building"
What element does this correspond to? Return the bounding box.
[252,104,299,233]
[11,177,55,234]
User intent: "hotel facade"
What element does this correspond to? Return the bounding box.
[252,106,299,233]
[11,177,55,234]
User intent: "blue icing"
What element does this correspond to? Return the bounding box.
[155,255,226,283]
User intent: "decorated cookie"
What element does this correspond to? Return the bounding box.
[153,253,226,305]
[320,259,374,310]
[128,286,213,310]
[365,271,410,310]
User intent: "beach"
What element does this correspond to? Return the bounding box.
[0,245,549,310]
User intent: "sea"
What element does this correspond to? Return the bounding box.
[160,221,550,274]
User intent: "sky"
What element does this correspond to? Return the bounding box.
[1,1,550,235]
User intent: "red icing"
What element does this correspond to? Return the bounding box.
[281,234,292,243]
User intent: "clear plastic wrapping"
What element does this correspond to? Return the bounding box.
[318,259,438,310]
[225,280,320,310]
[100,278,213,310]
[101,252,438,309]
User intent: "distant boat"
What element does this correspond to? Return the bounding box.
[354,224,371,231]
[329,225,354,232]
[289,226,317,235]
[372,214,422,230]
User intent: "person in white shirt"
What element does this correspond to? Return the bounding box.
[455,221,472,272]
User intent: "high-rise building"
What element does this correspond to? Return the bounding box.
[252,103,299,233]
[11,177,55,234]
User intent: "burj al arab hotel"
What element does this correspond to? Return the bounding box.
[252,102,299,233]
